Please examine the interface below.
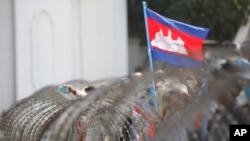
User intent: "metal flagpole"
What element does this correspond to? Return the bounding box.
[142,1,158,111]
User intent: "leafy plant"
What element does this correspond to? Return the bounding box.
[128,0,250,44]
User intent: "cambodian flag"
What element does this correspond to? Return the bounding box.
[146,8,209,68]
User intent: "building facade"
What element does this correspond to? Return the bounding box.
[0,0,128,112]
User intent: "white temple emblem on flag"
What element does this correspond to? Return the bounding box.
[151,29,188,55]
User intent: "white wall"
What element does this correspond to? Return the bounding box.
[80,0,128,80]
[0,0,15,112]
[14,0,83,100]
[0,0,129,111]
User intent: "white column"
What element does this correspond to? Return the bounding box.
[80,0,128,81]
[0,0,15,112]
[234,16,250,45]
[14,0,82,100]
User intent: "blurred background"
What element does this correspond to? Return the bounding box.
[0,0,250,113]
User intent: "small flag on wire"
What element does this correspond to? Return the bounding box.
[145,8,210,68]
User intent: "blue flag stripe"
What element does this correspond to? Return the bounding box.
[152,48,203,68]
[146,8,209,39]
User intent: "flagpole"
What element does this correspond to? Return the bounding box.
[142,1,158,111]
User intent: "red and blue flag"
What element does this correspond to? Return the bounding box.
[146,8,209,67]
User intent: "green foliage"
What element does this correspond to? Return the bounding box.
[128,0,250,44]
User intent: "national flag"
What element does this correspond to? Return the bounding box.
[146,8,209,67]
